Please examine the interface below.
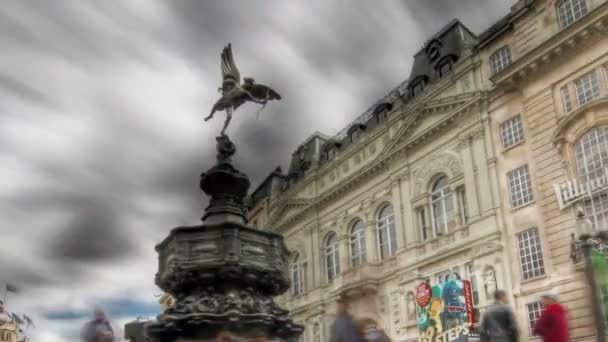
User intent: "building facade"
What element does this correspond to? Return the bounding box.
[248,0,608,341]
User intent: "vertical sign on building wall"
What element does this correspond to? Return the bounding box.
[463,280,474,326]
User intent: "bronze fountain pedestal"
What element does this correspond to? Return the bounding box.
[144,136,303,341]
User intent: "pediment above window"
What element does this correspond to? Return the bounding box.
[412,152,464,196]
[553,97,608,149]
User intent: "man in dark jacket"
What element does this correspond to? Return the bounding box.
[80,308,114,342]
[330,298,363,342]
[480,290,519,342]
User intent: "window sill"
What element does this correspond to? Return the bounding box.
[510,201,535,213]
[520,273,548,285]
[502,139,526,153]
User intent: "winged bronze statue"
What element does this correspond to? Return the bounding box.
[204,44,281,136]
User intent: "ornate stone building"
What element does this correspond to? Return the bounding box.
[481,0,608,340]
[248,0,608,341]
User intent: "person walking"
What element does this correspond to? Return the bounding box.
[480,290,519,342]
[330,298,363,342]
[80,308,115,342]
[533,292,569,342]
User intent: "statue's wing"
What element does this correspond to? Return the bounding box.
[244,83,282,101]
[221,43,240,83]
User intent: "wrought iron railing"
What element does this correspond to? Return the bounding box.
[570,233,608,264]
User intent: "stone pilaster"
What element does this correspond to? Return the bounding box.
[471,128,493,213]
[456,136,480,219]
[389,177,407,250]
[365,219,379,262]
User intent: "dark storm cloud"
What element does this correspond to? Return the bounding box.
[0,74,55,106]
[46,201,134,263]
[0,259,54,290]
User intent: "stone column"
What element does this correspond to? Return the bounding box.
[457,136,480,218]
[471,128,493,213]
[365,219,379,262]
[399,171,416,246]
[338,234,349,273]
[309,226,320,289]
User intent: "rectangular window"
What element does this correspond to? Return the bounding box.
[508,165,534,208]
[500,114,525,149]
[458,187,469,224]
[557,0,588,28]
[561,86,573,113]
[527,301,543,333]
[418,207,429,241]
[517,228,546,280]
[490,46,512,74]
[575,70,600,106]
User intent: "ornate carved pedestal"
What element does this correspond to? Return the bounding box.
[145,136,303,341]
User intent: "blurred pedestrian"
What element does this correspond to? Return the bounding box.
[533,291,569,342]
[330,298,363,342]
[480,290,519,342]
[80,308,114,342]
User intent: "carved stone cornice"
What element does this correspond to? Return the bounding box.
[491,2,608,87]
[273,94,487,231]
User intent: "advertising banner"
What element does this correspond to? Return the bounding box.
[417,279,475,342]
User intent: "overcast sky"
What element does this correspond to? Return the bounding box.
[0,1,514,340]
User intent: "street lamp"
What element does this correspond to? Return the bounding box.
[574,208,606,342]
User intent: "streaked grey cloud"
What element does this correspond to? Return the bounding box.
[0,1,514,340]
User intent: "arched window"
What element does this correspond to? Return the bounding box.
[291,253,304,296]
[575,126,608,231]
[557,0,588,29]
[431,176,455,235]
[350,220,366,267]
[377,204,397,259]
[325,233,340,281]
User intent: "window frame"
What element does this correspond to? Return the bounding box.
[526,301,544,334]
[325,233,340,281]
[410,80,425,97]
[499,114,525,150]
[350,219,367,267]
[507,165,535,209]
[291,253,305,296]
[431,176,454,235]
[556,0,588,29]
[574,70,601,107]
[377,204,398,259]
[516,227,546,281]
[575,126,608,231]
[418,207,430,241]
[489,45,512,75]
[560,85,573,113]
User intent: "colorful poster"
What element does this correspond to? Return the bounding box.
[417,279,475,342]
